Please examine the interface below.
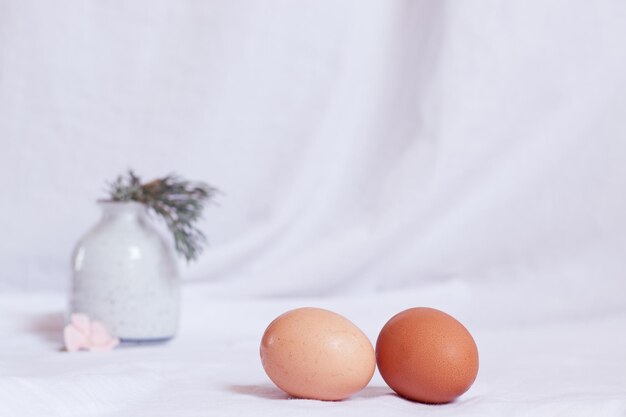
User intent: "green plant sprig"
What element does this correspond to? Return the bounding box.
[107,170,218,262]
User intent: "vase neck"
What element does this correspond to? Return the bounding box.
[98,201,148,222]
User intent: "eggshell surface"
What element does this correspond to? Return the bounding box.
[260,307,376,401]
[376,307,479,404]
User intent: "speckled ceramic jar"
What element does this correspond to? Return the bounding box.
[70,201,180,342]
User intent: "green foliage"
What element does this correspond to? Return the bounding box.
[108,170,217,262]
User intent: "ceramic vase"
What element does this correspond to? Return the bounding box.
[70,201,180,342]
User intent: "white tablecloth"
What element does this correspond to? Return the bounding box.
[3,281,625,417]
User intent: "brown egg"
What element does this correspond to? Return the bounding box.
[376,307,479,404]
[260,307,376,401]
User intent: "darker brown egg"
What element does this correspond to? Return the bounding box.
[376,307,479,404]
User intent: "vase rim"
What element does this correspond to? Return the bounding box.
[97,199,143,204]
[96,199,147,209]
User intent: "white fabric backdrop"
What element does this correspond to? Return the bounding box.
[2,0,624,299]
[2,1,626,416]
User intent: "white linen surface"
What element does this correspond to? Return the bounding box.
[0,283,626,417]
[1,0,626,416]
[2,285,626,417]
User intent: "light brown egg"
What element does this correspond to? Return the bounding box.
[260,307,376,401]
[376,307,479,404]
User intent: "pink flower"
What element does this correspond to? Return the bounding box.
[64,313,120,352]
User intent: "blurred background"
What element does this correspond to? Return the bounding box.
[1,0,625,306]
